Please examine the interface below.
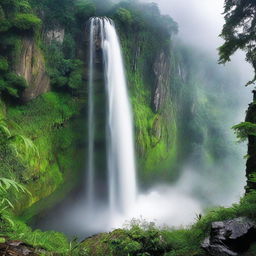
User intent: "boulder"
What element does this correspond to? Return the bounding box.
[0,239,40,255]
[202,217,256,256]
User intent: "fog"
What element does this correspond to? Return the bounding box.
[136,0,253,208]
[141,0,253,92]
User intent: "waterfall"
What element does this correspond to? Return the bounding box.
[86,18,96,209]
[87,17,137,215]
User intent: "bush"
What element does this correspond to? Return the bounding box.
[13,13,41,31]
[17,0,32,13]
[5,72,28,88]
[0,19,11,32]
[233,122,256,142]
[74,0,96,21]
[0,57,9,72]
[114,8,133,25]
[0,79,7,90]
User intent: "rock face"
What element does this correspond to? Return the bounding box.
[46,28,65,43]
[15,38,50,102]
[153,51,171,112]
[0,239,41,255]
[244,90,256,192]
[202,217,256,256]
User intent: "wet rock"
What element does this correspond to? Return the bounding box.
[46,28,65,43]
[0,239,40,255]
[202,217,256,256]
[15,38,50,102]
[153,51,171,112]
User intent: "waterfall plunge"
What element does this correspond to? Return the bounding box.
[87,17,137,216]
[35,18,204,236]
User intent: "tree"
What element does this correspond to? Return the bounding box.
[13,13,41,31]
[219,0,256,85]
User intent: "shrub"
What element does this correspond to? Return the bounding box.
[114,8,133,25]
[5,87,19,98]
[5,72,28,88]
[74,0,96,21]
[17,0,32,13]
[232,122,256,142]
[12,13,41,31]
[0,57,8,72]
[0,79,7,91]
[0,19,11,32]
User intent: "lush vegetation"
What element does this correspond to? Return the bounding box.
[0,0,40,99]
[219,0,256,86]
[0,0,255,255]
[83,191,256,256]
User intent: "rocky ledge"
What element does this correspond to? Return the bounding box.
[202,217,256,256]
[0,238,46,256]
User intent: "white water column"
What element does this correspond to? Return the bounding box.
[86,18,96,209]
[87,17,137,215]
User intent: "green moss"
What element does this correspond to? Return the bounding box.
[0,211,70,254]
[0,91,83,213]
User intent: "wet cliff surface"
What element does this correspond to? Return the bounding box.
[15,38,50,102]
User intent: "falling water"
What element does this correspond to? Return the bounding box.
[87,17,137,215]
[86,19,96,209]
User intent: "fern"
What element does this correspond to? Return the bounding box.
[8,135,39,161]
[0,177,31,213]
[0,119,11,138]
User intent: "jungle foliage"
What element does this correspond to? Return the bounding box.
[219,0,256,86]
[0,0,40,99]
[0,0,254,255]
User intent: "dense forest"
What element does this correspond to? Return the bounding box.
[0,0,256,255]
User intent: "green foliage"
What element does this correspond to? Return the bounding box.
[114,8,133,25]
[0,57,9,71]
[0,19,11,32]
[0,211,70,254]
[111,1,178,39]
[84,192,256,256]
[5,91,82,211]
[17,0,32,13]
[44,41,83,92]
[84,219,168,256]
[0,178,30,213]
[0,72,28,99]
[233,122,256,142]
[5,72,28,88]
[219,0,256,85]
[74,0,96,21]
[13,13,41,31]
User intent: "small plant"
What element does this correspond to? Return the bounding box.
[233,122,256,142]
[0,177,31,213]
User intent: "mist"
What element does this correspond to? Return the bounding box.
[137,0,253,200]
[141,0,253,93]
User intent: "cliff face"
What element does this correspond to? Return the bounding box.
[153,51,171,112]
[115,23,178,184]
[245,92,256,192]
[15,38,50,102]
